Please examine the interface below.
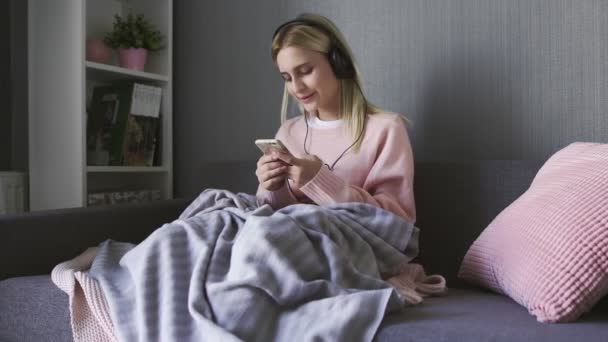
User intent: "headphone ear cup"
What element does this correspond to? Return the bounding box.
[328,46,355,79]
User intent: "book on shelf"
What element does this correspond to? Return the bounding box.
[86,86,118,166]
[87,189,162,207]
[86,81,163,167]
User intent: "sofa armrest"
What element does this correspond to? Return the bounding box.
[0,198,192,280]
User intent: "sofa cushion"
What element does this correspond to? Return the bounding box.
[377,288,608,342]
[458,142,608,322]
[2,275,607,342]
[0,197,192,281]
[0,276,72,342]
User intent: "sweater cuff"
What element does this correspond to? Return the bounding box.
[300,166,347,205]
[257,182,298,209]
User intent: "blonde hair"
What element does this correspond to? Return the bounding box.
[271,13,382,151]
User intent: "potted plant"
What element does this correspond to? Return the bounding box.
[86,38,111,64]
[104,13,164,71]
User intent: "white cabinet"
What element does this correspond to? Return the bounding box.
[28,0,173,211]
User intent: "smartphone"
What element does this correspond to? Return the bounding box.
[255,139,290,155]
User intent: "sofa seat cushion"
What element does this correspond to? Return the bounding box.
[2,276,607,342]
[0,276,72,342]
[377,288,608,342]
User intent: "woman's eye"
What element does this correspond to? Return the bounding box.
[281,67,311,82]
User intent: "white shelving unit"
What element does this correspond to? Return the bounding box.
[28,0,173,211]
[86,61,170,82]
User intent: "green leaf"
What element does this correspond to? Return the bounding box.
[103,12,164,51]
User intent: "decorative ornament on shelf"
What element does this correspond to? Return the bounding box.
[103,13,164,71]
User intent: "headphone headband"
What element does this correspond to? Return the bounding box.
[272,16,356,79]
[272,17,331,42]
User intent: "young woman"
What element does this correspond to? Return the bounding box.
[256,13,416,223]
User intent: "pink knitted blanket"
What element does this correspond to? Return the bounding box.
[52,247,117,342]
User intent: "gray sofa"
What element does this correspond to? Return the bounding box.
[1,161,607,342]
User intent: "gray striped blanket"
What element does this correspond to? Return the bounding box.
[88,189,421,342]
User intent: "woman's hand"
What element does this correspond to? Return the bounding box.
[276,152,323,189]
[256,153,289,191]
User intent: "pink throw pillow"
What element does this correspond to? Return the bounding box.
[458,142,608,323]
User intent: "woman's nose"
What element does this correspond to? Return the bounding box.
[292,77,306,91]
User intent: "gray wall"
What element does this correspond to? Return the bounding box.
[174,0,608,198]
[0,0,11,170]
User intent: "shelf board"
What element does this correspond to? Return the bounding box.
[87,166,168,173]
[86,61,169,83]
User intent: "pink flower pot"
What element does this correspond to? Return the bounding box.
[117,48,148,71]
[86,38,111,64]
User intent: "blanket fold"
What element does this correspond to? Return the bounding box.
[52,189,446,342]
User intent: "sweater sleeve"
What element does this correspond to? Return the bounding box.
[299,116,416,223]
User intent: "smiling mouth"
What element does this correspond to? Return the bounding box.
[298,93,315,101]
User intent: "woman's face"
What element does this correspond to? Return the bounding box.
[276,46,340,119]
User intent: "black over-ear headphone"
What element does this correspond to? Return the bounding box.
[272,16,356,79]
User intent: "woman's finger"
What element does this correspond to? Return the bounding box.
[257,155,269,168]
[265,164,287,179]
[260,164,286,182]
[283,165,298,180]
[275,151,296,165]
[259,153,277,165]
[263,161,286,173]
[263,173,286,189]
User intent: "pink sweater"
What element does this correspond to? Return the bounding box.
[256,112,416,223]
